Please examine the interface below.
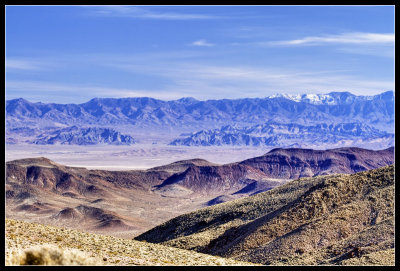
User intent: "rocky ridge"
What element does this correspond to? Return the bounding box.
[135,165,395,266]
[169,122,394,148]
[8,126,136,145]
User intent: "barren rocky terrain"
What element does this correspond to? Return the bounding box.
[6,147,394,240]
[6,219,256,266]
[5,146,394,266]
[135,165,394,266]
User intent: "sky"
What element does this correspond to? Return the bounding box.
[5,5,395,103]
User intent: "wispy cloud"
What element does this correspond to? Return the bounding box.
[5,80,189,103]
[336,45,394,58]
[6,59,44,71]
[99,58,394,98]
[87,6,219,20]
[269,32,394,46]
[6,52,393,103]
[190,39,215,47]
[168,64,394,96]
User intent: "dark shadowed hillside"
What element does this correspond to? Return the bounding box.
[240,146,394,178]
[135,165,394,266]
[154,147,394,196]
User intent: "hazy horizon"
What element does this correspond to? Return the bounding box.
[5,90,394,105]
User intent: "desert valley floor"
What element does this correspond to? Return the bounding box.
[6,144,270,171]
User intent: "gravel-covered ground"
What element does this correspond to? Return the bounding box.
[5,218,258,266]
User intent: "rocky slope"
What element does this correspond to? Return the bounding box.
[6,219,256,266]
[169,122,394,148]
[135,165,395,266]
[6,147,394,238]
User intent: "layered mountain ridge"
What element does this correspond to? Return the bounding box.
[31,126,136,145]
[170,122,394,147]
[6,91,394,146]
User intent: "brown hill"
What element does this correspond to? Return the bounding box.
[154,147,393,195]
[149,158,220,173]
[6,147,394,238]
[135,165,394,266]
[6,157,177,237]
[153,164,266,195]
[152,147,393,198]
[51,205,132,231]
[240,146,394,178]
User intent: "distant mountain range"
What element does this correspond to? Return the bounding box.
[32,126,136,145]
[170,122,394,147]
[6,91,394,146]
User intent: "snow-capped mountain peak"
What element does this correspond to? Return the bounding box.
[268,92,376,105]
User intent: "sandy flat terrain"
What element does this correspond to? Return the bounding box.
[5,144,270,170]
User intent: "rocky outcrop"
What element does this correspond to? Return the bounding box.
[32,126,136,145]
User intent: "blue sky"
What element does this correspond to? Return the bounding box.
[6,5,395,103]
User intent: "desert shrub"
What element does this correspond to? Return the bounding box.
[7,245,103,266]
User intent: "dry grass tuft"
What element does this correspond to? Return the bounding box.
[7,244,103,265]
